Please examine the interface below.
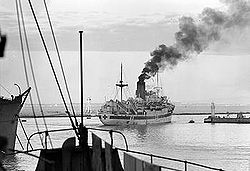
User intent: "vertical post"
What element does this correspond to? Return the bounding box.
[79,30,84,125]
[78,31,91,170]
[150,154,153,164]
[45,131,48,149]
[211,102,215,118]
[120,63,122,102]
[184,160,187,171]
[109,130,113,148]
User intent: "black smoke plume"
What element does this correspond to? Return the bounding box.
[140,0,250,80]
[0,31,6,58]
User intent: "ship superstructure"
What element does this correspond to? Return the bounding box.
[98,64,175,125]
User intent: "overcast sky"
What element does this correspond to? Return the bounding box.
[1,0,225,51]
[1,0,250,105]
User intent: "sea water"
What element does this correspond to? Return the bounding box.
[2,51,250,170]
[3,104,250,171]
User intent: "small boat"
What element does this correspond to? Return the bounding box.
[188,119,195,123]
[98,64,175,126]
[204,103,250,123]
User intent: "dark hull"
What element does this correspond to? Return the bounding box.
[204,117,250,123]
[0,88,30,150]
[0,96,22,150]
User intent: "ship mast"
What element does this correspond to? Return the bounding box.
[116,63,128,102]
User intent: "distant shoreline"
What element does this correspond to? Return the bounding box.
[19,112,250,118]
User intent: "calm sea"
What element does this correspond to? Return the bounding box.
[3,104,250,171]
[2,51,250,170]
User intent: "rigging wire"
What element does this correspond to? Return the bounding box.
[27,0,79,138]
[113,87,118,100]
[106,85,114,102]
[17,116,33,150]
[15,0,44,148]
[124,87,130,100]
[123,69,134,98]
[43,0,78,127]
[18,0,53,149]
[0,83,12,95]
[113,66,122,101]
[16,134,24,150]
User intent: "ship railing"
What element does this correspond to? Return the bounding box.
[24,127,224,171]
[116,147,224,171]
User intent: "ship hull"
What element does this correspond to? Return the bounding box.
[0,88,30,151]
[0,96,22,150]
[204,117,250,123]
[98,111,172,126]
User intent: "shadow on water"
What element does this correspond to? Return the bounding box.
[98,123,175,149]
[99,124,149,140]
[115,125,149,141]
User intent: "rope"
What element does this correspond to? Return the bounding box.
[27,0,78,137]
[43,0,78,127]
[18,116,33,150]
[18,0,53,149]
[113,87,119,100]
[15,0,44,148]
[16,133,24,150]
[0,83,12,95]
[123,71,134,98]
[124,87,129,100]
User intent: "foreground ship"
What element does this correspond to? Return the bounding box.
[0,29,30,151]
[0,87,30,150]
[204,102,250,123]
[98,64,175,125]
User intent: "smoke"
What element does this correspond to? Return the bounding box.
[140,0,250,80]
[0,33,7,58]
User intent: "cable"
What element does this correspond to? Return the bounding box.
[123,70,134,98]
[15,0,44,148]
[17,116,33,150]
[18,0,53,149]
[16,133,24,150]
[43,0,78,127]
[0,83,12,95]
[27,0,78,137]
[113,87,119,100]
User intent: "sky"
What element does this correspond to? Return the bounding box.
[1,0,250,105]
[0,0,225,51]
